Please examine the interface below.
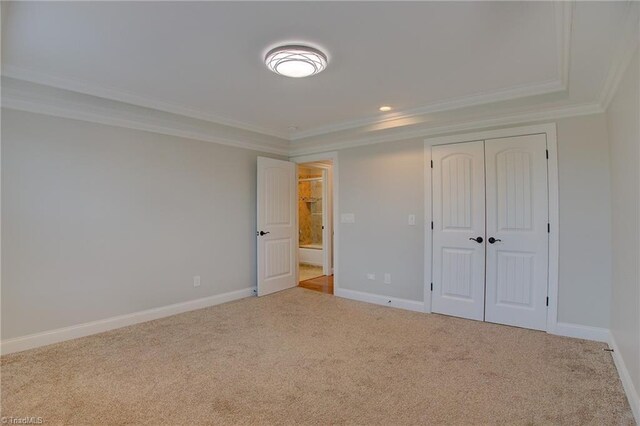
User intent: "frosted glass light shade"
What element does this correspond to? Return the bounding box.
[265,45,328,78]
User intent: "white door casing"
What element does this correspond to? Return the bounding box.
[257,157,297,296]
[431,141,487,321]
[484,135,549,330]
[321,168,331,276]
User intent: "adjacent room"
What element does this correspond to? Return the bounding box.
[297,161,334,293]
[1,1,639,424]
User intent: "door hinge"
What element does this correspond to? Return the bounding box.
[430,160,433,168]
[546,149,549,159]
[431,221,434,230]
[430,283,433,291]
[547,223,550,233]
[546,297,549,306]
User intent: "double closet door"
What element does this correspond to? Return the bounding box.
[431,134,549,331]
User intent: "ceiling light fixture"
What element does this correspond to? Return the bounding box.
[265,45,328,78]
[379,106,392,112]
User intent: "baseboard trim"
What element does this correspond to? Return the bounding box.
[335,288,424,313]
[1,287,255,355]
[609,332,640,423]
[549,322,610,342]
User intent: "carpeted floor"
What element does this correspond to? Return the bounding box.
[1,288,634,425]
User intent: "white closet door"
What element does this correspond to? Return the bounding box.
[484,135,549,330]
[432,141,486,321]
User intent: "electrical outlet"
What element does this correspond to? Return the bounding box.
[193,276,201,287]
[384,273,391,284]
[408,214,416,225]
[367,273,376,280]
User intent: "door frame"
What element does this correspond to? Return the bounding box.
[290,152,339,291]
[424,123,559,333]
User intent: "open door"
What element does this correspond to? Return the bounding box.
[257,157,297,296]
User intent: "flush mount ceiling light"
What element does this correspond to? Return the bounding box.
[379,106,392,112]
[265,45,328,78]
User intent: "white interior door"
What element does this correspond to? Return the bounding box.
[432,141,486,321]
[257,157,297,296]
[484,135,549,330]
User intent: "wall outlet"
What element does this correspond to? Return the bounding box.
[193,276,201,287]
[408,214,416,225]
[367,273,376,280]
[384,273,391,284]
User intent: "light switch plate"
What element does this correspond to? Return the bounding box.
[408,214,416,225]
[341,213,355,223]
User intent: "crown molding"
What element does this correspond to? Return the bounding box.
[290,79,566,141]
[1,78,290,156]
[598,0,640,110]
[2,2,574,144]
[1,64,291,140]
[289,2,573,141]
[2,76,606,158]
[288,102,603,156]
[1,1,616,158]
[556,1,573,90]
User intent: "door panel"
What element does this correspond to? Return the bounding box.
[484,135,548,330]
[432,141,486,321]
[257,157,297,296]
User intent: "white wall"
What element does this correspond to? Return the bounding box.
[3,107,616,341]
[1,109,282,339]
[339,139,425,301]
[606,48,640,403]
[556,114,612,327]
[338,114,613,328]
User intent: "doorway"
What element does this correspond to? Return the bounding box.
[297,160,334,294]
[256,153,338,298]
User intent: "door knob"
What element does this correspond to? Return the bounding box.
[469,237,483,243]
[257,231,270,236]
[488,237,501,244]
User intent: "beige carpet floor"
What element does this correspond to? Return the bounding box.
[1,288,634,425]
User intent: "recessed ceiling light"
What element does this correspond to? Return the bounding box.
[265,45,328,78]
[379,106,392,112]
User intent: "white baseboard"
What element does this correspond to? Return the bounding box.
[550,322,610,342]
[335,288,424,313]
[1,287,255,355]
[609,332,640,423]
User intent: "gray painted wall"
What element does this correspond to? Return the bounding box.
[1,108,616,339]
[556,114,612,327]
[607,48,640,398]
[338,114,613,328]
[2,109,282,339]
[338,139,425,301]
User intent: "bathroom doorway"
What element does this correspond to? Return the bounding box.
[297,160,334,294]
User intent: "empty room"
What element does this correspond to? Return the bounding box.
[1,1,639,424]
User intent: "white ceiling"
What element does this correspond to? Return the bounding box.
[1,1,635,142]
